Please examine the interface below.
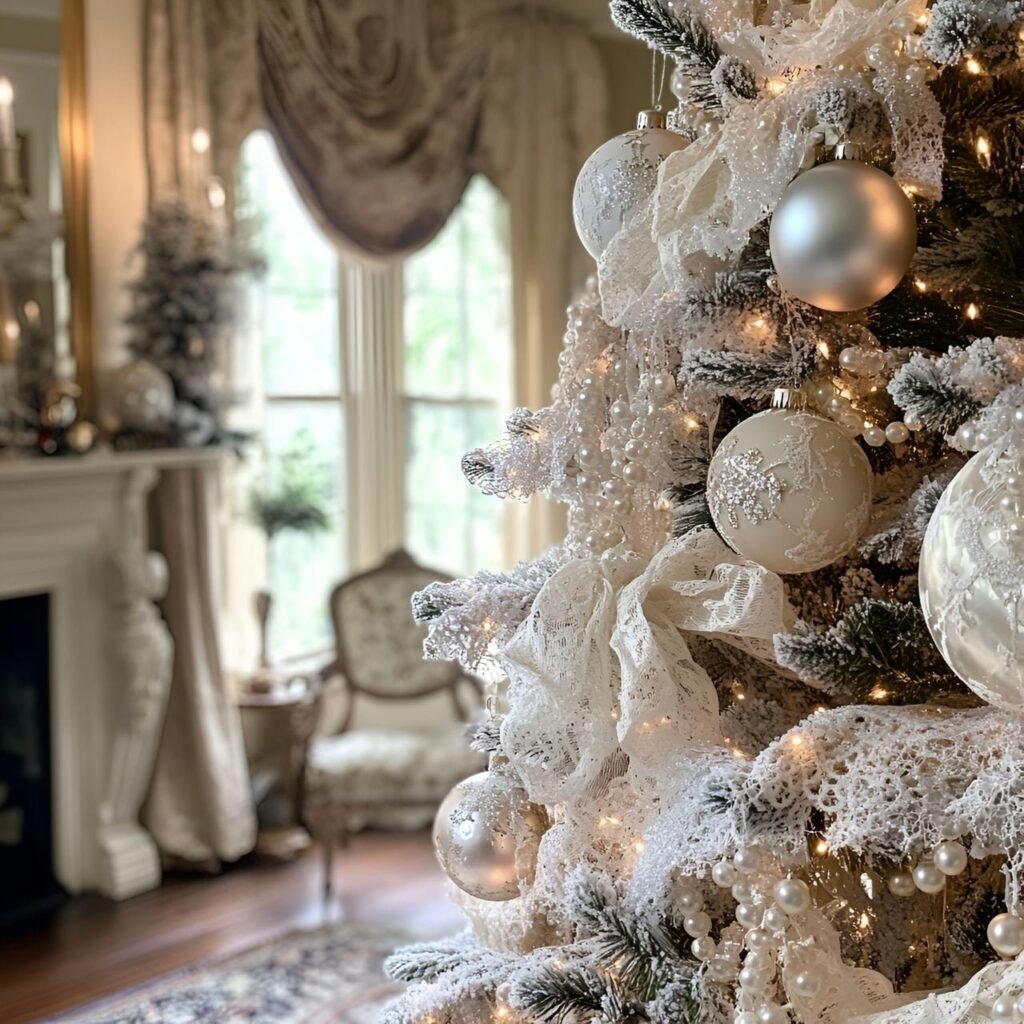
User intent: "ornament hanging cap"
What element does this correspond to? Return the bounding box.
[637,109,666,130]
[832,140,867,162]
[771,387,808,411]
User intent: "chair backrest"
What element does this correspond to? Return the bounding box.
[322,550,466,723]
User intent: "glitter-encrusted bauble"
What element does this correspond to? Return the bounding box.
[769,155,917,312]
[109,359,175,430]
[572,109,688,261]
[706,391,873,574]
[920,436,1024,710]
[432,768,548,902]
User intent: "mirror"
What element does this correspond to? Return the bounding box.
[0,0,94,437]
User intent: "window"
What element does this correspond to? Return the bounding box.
[404,177,512,575]
[237,134,513,662]
[240,131,346,660]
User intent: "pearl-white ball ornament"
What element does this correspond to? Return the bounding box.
[912,862,946,894]
[769,156,917,312]
[757,1004,790,1024]
[934,840,968,876]
[432,769,548,902]
[989,913,1024,957]
[573,110,688,260]
[707,392,873,574]
[920,440,1024,709]
[774,878,811,916]
[693,936,717,961]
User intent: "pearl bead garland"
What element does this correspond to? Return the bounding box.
[804,361,924,451]
[888,840,971,902]
[706,846,824,1021]
[567,349,683,556]
[989,912,1024,958]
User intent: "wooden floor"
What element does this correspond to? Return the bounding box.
[0,831,463,1023]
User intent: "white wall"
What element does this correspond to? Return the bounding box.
[84,0,146,374]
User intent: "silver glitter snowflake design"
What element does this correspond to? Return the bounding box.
[711,448,784,529]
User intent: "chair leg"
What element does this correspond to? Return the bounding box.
[322,830,335,903]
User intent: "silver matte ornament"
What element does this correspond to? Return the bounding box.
[432,768,548,902]
[109,358,175,430]
[572,109,688,260]
[769,154,917,312]
[707,390,873,574]
[920,436,1024,710]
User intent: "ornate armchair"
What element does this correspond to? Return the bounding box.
[302,549,485,897]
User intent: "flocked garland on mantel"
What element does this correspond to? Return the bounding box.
[383,2,1024,1023]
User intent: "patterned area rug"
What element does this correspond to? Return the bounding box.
[53,924,407,1024]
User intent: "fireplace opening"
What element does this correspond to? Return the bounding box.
[0,592,65,935]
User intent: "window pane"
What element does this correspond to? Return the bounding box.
[403,175,512,577]
[405,400,504,575]
[404,176,511,403]
[263,402,345,658]
[238,131,339,397]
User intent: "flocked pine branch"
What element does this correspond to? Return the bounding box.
[858,474,954,564]
[923,0,1024,71]
[386,933,485,984]
[888,352,981,433]
[512,966,645,1024]
[608,1,751,108]
[668,489,713,538]
[566,871,699,1001]
[774,599,964,703]
[679,345,806,402]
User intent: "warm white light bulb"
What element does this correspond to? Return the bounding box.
[191,127,211,154]
[0,79,12,105]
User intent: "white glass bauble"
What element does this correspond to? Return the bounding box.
[432,769,548,902]
[572,110,688,260]
[109,359,175,430]
[769,158,917,312]
[920,438,1024,710]
[707,394,873,574]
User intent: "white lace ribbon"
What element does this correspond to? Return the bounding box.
[499,529,793,805]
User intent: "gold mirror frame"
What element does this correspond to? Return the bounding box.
[59,0,94,419]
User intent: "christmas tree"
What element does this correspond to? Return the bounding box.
[386,3,1024,1022]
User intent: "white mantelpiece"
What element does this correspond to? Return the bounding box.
[0,448,220,900]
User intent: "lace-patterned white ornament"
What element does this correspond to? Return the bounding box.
[572,109,688,261]
[707,389,874,574]
[920,433,1024,710]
